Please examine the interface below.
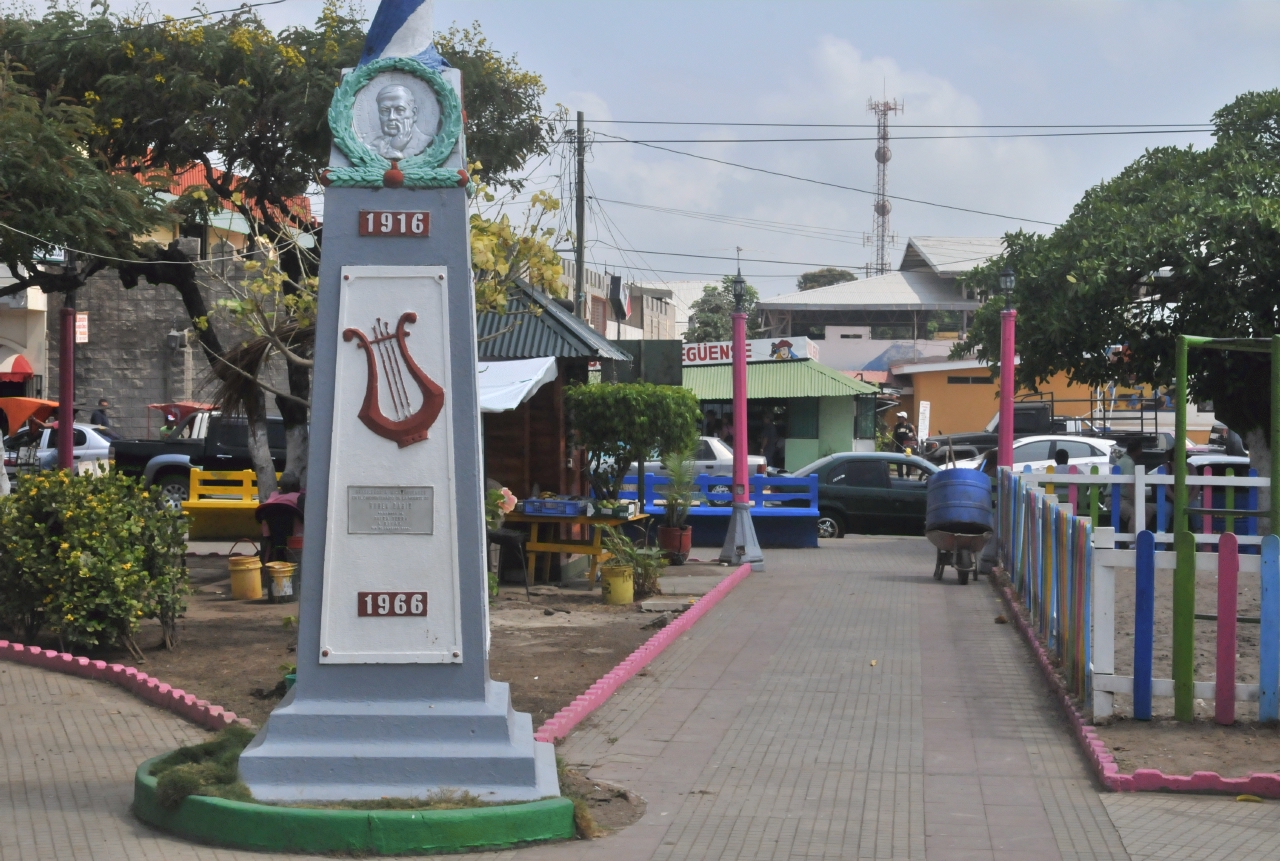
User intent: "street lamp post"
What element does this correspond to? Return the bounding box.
[719,270,764,570]
[997,266,1016,469]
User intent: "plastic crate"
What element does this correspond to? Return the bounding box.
[523,498,587,517]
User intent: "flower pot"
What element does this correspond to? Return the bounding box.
[657,525,693,565]
[600,565,634,605]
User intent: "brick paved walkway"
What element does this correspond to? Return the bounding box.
[2,537,1277,860]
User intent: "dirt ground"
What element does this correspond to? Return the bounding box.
[1090,561,1280,776]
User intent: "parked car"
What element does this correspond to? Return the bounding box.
[921,402,1100,465]
[790,452,939,538]
[625,435,769,485]
[948,435,1115,472]
[111,410,287,510]
[4,423,120,477]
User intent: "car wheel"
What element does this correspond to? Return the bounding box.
[708,479,733,507]
[154,471,190,511]
[817,511,844,539]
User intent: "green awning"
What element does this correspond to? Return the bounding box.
[683,360,878,400]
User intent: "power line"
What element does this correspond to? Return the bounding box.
[590,241,862,269]
[589,196,887,246]
[594,131,1059,226]
[586,119,1215,129]
[593,128,1216,144]
[0,0,290,51]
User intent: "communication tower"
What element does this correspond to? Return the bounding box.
[866,98,902,276]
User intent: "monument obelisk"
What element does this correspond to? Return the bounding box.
[239,0,558,801]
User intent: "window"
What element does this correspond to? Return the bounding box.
[73,429,87,447]
[1011,440,1054,462]
[947,376,994,385]
[893,462,933,483]
[827,459,889,489]
[694,440,715,462]
[840,333,863,339]
[1051,440,1099,460]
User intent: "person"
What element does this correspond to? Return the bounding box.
[0,426,9,497]
[1163,449,1203,533]
[1117,439,1156,532]
[160,413,179,439]
[1052,447,1071,502]
[89,398,111,427]
[369,84,432,160]
[892,411,917,454]
[759,413,780,468]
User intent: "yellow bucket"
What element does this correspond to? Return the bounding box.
[265,562,297,602]
[228,555,262,600]
[600,565,634,605]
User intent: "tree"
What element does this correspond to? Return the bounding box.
[955,89,1280,472]
[0,6,554,494]
[0,59,159,298]
[436,24,553,189]
[564,383,700,501]
[683,276,762,343]
[797,267,856,291]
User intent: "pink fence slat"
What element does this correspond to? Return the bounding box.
[1216,533,1240,725]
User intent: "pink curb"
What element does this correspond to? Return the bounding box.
[995,581,1280,798]
[533,563,753,743]
[0,640,251,731]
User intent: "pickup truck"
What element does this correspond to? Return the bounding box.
[110,410,287,510]
[921,402,1071,465]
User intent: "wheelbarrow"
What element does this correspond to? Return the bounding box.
[927,530,993,585]
[925,467,994,585]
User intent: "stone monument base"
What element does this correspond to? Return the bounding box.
[720,502,766,571]
[239,680,559,802]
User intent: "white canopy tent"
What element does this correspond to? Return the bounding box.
[476,357,558,413]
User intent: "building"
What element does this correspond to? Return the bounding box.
[0,284,47,400]
[681,336,879,471]
[758,237,1003,340]
[889,356,1218,442]
[559,260,677,340]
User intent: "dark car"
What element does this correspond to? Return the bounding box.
[791,452,939,538]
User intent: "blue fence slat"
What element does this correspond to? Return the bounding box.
[1260,534,1280,722]
[1133,531,1156,721]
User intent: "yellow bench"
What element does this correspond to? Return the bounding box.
[182,469,278,540]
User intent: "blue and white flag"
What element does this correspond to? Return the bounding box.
[359,0,449,69]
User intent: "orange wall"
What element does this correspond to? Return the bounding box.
[903,370,1095,437]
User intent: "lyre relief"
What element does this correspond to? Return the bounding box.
[342,312,445,447]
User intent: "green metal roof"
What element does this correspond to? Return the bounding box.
[683,360,879,400]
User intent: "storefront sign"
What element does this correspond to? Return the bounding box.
[682,336,819,366]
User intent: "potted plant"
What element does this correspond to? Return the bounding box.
[600,526,666,603]
[657,445,696,564]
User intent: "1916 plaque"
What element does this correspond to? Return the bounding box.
[348,485,434,534]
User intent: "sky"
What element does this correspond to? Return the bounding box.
[134,2,1280,296]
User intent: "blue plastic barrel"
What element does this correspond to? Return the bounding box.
[925,468,994,535]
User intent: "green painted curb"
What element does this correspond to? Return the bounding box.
[132,755,575,855]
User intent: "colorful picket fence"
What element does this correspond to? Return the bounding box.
[1000,464,1279,722]
[998,468,1094,700]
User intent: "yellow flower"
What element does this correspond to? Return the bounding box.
[64,615,74,622]
[111,118,123,129]
[122,41,135,58]
[60,542,69,550]
[141,492,149,499]
[154,74,166,84]
[122,562,132,570]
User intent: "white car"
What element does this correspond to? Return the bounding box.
[624,435,769,483]
[3,422,119,478]
[948,435,1116,472]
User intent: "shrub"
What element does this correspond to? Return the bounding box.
[0,470,189,657]
[150,724,256,808]
[565,383,700,500]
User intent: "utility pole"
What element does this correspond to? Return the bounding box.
[574,110,586,320]
[57,250,77,471]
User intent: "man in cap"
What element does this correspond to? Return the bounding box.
[892,411,917,478]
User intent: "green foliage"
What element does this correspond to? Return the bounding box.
[150,725,256,809]
[955,89,1280,443]
[0,471,189,656]
[564,383,700,500]
[797,267,856,291]
[660,444,697,530]
[601,526,665,600]
[683,276,763,343]
[0,59,160,293]
[436,24,551,189]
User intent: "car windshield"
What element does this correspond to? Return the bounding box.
[5,429,39,450]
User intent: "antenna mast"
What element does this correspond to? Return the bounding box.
[867,97,902,276]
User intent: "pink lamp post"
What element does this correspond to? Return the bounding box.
[997,266,1016,469]
[719,270,763,570]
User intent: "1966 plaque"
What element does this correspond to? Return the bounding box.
[348,486,434,534]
